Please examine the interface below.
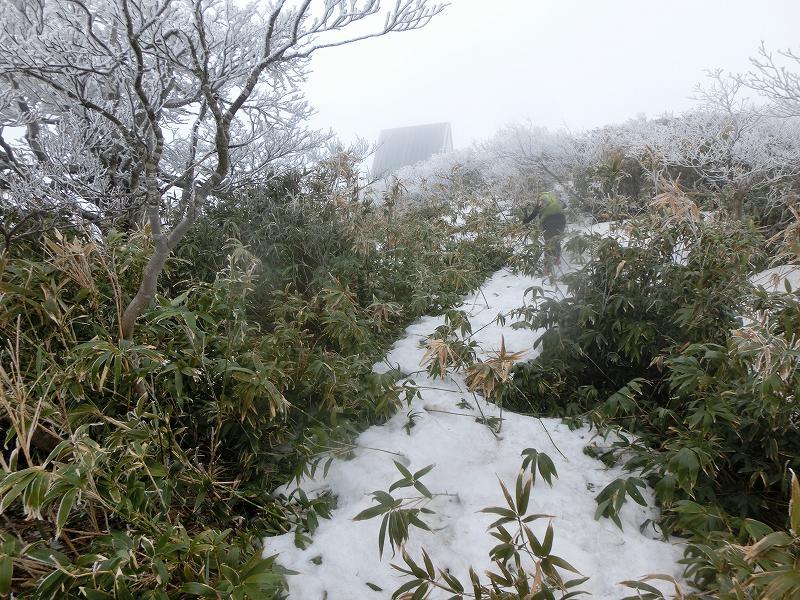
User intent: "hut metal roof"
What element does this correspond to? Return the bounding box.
[371,122,453,177]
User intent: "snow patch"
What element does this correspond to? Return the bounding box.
[750,264,800,293]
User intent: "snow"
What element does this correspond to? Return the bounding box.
[574,219,631,246]
[264,227,686,599]
[750,264,800,293]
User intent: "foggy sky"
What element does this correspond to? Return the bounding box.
[304,0,800,149]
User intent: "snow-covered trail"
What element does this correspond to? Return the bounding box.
[265,229,686,599]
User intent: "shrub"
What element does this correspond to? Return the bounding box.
[0,166,512,596]
[502,207,800,595]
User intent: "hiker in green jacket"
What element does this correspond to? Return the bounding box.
[522,191,567,265]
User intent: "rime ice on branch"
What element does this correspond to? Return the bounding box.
[0,0,444,337]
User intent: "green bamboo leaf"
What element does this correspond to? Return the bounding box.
[654,474,676,505]
[523,525,542,556]
[413,480,432,499]
[56,488,79,535]
[413,464,435,479]
[498,478,516,511]
[389,478,412,493]
[542,522,554,555]
[0,472,36,513]
[468,567,483,598]
[393,460,413,480]
[790,469,800,535]
[441,568,464,593]
[565,576,591,588]
[522,513,553,522]
[421,548,435,579]
[353,504,388,521]
[378,514,389,557]
[621,580,664,595]
[594,498,610,521]
[180,582,218,597]
[625,478,648,507]
[0,469,34,496]
[402,550,428,579]
[373,491,396,505]
[518,475,532,514]
[392,579,423,598]
[411,582,429,600]
[538,452,558,486]
[480,506,517,519]
[547,554,582,575]
[487,516,516,530]
[0,554,12,596]
[408,513,431,531]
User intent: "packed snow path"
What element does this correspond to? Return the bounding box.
[265,229,686,599]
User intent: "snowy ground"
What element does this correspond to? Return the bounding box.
[750,264,800,293]
[264,225,686,599]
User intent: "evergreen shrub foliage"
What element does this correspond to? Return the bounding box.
[0,165,510,598]
[503,209,800,597]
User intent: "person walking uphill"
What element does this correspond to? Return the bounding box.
[522,191,567,268]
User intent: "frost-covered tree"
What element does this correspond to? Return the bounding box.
[744,42,800,118]
[589,73,800,220]
[481,123,600,206]
[0,0,443,339]
[640,73,800,219]
[382,146,481,206]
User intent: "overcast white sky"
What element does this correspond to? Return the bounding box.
[304,0,800,149]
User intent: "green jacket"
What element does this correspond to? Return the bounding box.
[539,192,563,219]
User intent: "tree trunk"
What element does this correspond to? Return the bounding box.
[119,187,202,342]
[120,237,171,340]
[732,188,746,221]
